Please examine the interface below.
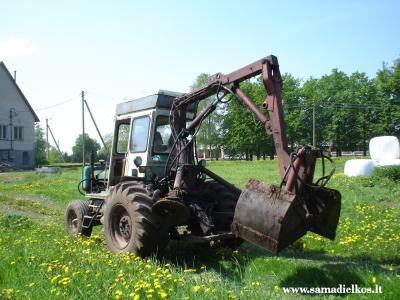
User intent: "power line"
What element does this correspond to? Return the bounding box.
[34,93,80,111]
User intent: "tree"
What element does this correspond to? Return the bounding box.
[71,133,101,163]
[221,78,274,160]
[34,124,48,166]
[281,73,306,149]
[47,146,64,164]
[98,133,113,160]
[375,59,400,136]
[191,73,222,159]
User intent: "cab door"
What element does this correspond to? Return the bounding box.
[124,115,151,177]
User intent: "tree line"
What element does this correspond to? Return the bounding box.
[195,58,400,159]
[34,58,400,164]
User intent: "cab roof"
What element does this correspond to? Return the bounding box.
[116,90,195,116]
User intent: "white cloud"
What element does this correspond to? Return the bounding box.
[0,38,38,59]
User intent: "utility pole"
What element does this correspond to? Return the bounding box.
[46,118,49,160]
[82,91,85,167]
[47,123,66,163]
[84,99,108,150]
[312,103,316,147]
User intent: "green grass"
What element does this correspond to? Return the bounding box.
[0,158,399,299]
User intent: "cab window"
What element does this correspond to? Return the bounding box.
[130,116,150,152]
[153,116,172,154]
[116,123,130,153]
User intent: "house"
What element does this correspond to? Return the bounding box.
[0,61,39,169]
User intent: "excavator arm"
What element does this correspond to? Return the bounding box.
[173,55,290,179]
[160,55,341,254]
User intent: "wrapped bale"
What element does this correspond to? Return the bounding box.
[369,136,400,161]
[377,158,400,167]
[344,159,376,177]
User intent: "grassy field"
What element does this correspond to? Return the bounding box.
[0,158,399,299]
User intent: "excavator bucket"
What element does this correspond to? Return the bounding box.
[307,186,341,240]
[231,179,341,254]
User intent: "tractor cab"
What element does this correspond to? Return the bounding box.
[108,90,196,187]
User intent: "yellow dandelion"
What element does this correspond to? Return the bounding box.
[192,285,201,293]
[51,275,61,284]
[115,290,123,299]
[183,268,196,273]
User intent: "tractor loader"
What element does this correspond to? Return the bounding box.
[65,55,341,256]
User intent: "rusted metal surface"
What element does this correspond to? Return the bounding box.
[233,87,268,124]
[261,59,290,179]
[173,55,290,181]
[307,186,341,240]
[161,55,341,254]
[232,179,308,254]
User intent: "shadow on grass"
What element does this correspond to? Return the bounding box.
[159,240,256,281]
[279,264,364,296]
[281,247,400,269]
[157,240,397,285]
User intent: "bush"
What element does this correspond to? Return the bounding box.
[373,165,400,181]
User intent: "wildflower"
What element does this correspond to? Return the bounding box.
[251,281,261,286]
[372,276,377,284]
[192,285,201,292]
[129,292,138,299]
[59,277,71,286]
[115,290,123,299]
[183,268,196,273]
[51,275,62,284]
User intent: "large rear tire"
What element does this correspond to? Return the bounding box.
[65,200,90,237]
[103,181,169,257]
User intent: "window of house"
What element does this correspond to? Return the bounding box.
[0,125,7,139]
[14,127,23,141]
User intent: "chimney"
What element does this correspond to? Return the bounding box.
[13,70,16,82]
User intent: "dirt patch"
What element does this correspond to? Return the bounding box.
[376,197,400,209]
[0,193,64,221]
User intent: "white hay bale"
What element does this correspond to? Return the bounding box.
[344,159,377,177]
[369,136,400,161]
[376,158,400,167]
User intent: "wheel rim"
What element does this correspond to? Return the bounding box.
[109,205,132,249]
[67,209,79,234]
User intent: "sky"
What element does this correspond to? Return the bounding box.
[1,0,399,154]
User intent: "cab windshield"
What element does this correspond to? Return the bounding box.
[153,116,173,155]
[152,114,194,161]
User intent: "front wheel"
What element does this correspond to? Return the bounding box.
[65,200,90,237]
[103,182,169,257]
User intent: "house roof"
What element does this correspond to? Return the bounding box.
[0,61,40,122]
